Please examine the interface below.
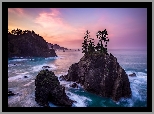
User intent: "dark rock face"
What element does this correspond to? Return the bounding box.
[129,73,136,77]
[35,69,74,107]
[65,52,132,102]
[8,33,57,58]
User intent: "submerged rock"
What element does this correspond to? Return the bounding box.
[129,73,136,77]
[64,52,132,102]
[8,90,15,96]
[35,69,74,107]
[24,76,28,78]
[42,66,50,69]
[70,83,78,88]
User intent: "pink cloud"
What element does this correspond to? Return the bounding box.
[34,9,77,35]
[8,8,24,15]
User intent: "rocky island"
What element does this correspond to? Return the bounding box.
[8,28,57,58]
[60,29,132,102]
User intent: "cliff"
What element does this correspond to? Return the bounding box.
[8,30,57,58]
[61,52,132,102]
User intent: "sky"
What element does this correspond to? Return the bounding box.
[8,8,147,49]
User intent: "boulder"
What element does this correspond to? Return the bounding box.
[42,66,50,69]
[24,76,28,78]
[129,73,136,77]
[65,52,132,102]
[35,69,74,107]
[70,83,78,88]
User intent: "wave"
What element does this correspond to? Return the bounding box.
[66,91,92,107]
[8,73,30,82]
[45,56,64,60]
[23,80,35,86]
[120,70,147,107]
[9,58,34,62]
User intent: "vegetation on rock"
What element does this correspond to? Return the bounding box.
[82,29,109,55]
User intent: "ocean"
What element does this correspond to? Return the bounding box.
[8,49,147,107]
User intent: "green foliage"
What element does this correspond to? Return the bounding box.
[82,29,109,55]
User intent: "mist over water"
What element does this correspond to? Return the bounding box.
[8,49,147,107]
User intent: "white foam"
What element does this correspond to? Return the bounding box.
[23,80,35,86]
[8,75,23,82]
[8,73,30,82]
[31,64,57,72]
[125,70,147,104]
[45,56,64,60]
[66,91,92,107]
[9,59,29,62]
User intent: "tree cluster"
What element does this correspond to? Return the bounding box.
[82,29,109,55]
[8,28,36,36]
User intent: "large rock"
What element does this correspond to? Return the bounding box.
[35,69,74,107]
[65,52,132,102]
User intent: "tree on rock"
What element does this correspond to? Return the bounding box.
[82,29,109,55]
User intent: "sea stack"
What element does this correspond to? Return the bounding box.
[62,52,132,102]
[35,69,74,107]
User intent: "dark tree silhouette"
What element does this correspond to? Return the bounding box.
[82,29,109,55]
[82,30,90,54]
[96,29,109,53]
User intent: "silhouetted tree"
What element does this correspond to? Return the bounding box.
[82,29,109,55]
[82,30,90,54]
[96,29,109,53]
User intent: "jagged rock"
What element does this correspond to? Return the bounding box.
[129,73,136,77]
[70,83,78,88]
[35,69,74,107]
[65,52,132,102]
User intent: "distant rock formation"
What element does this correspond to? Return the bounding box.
[47,43,68,51]
[62,52,132,102]
[8,29,57,58]
[35,69,74,107]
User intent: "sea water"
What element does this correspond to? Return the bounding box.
[8,49,147,107]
